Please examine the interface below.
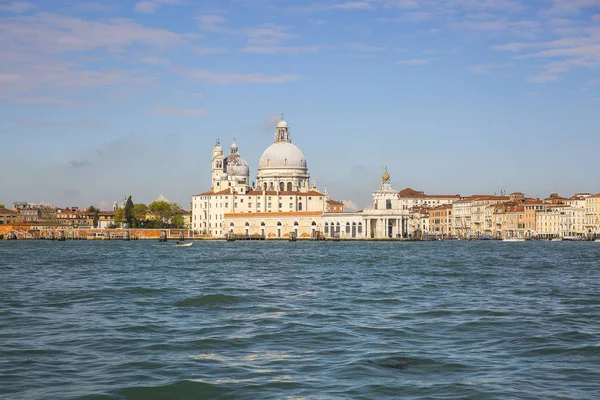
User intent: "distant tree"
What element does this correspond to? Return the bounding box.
[88,206,100,228]
[114,209,125,225]
[0,203,5,209]
[124,196,134,227]
[171,214,185,229]
[149,201,180,227]
[132,203,148,227]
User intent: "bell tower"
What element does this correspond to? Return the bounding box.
[211,139,224,191]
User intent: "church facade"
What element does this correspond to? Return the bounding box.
[191,115,410,239]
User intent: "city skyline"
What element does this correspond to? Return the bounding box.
[1,0,599,210]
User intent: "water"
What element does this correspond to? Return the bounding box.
[1,240,600,399]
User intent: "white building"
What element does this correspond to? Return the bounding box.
[192,115,333,238]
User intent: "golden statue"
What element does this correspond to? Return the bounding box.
[381,165,390,183]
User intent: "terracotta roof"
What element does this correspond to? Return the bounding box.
[398,187,459,199]
[0,207,17,216]
[328,199,344,205]
[588,193,600,198]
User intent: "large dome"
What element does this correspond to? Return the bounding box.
[258,142,307,170]
[225,153,249,176]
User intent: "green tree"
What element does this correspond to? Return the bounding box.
[124,196,134,227]
[0,204,5,209]
[132,203,148,227]
[149,201,180,227]
[114,209,125,225]
[88,206,100,228]
[171,214,185,228]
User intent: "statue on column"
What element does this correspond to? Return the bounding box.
[381,165,390,184]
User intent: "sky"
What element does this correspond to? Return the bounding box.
[0,0,599,211]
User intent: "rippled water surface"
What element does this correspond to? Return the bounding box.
[1,240,600,399]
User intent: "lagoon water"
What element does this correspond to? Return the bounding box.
[1,240,600,399]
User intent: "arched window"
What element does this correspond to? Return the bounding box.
[277,221,282,226]
[324,222,329,234]
[294,221,299,226]
[358,222,363,234]
[245,222,249,226]
[263,182,267,191]
[287,182,292,191]
[261,221,265,226]
[298,203,303,211]
[336,222,341,232]
[346,222,350,234]
[279,182,284,191]
[229,222,234,227]
[312,221,316,226]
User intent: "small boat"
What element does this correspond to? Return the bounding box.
[594,239,600,242]
[551,237,563,242]
[503,238,526,242]
[175,241,193,247]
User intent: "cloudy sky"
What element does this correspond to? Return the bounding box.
[0,0,598,210]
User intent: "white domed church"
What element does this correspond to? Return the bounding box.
[192,115,348,238]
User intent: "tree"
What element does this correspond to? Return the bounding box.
[149,201,180,227]
[0,204,5,209]
[88,206,100,228]
[124,196,134,227]
[132,203,148,227]
[171,214,185,228]
[114,209,125,225]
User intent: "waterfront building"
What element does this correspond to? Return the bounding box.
[429,205,453,238]
[192,115,335,238]
[0,207,18,225]
[361,170,410,239]
[536,206,568,238]
[471,195,509,238]
[397,188,459,211]
[584,193,600,234]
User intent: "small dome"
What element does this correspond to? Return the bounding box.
[225,152,249,176]
[258,142,307,170]
[277,119,288,128]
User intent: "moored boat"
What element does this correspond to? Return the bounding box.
[175,241,193,247]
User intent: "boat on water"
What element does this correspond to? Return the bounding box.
[551,237,563,242]
[175,241,193,247]
[595,239,600,242]
[503,238,526,242]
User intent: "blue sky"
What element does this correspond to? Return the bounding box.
[0,0,599,211]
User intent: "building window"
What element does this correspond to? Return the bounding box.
[325,223,329,233]
[257,203,261,208]
[386,200,392,210]
[358,223,362,234]
[287,182,293,191]
[279,203,282,208]
[346,223,350,234]
[248,203,252,207]
[268,203,272,208]
[279,182,284,191]
[299,203,303,211]
[289,203,293,209]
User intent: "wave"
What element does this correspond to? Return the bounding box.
[175,294,241,307]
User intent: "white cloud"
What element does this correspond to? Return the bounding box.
[0,2,33,13]
[467,62,513,74]
[397,58,430,65]
[339,199,360,211]
[150,108,206,116]
[134,0,184,14]
[177,68,299,84]
[194,46,228,55]
[155,194,170,202]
